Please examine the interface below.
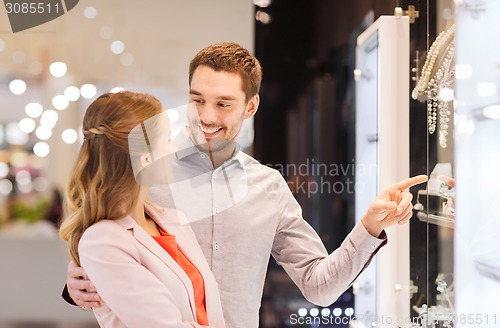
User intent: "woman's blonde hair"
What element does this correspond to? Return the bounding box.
[59,91,163,265]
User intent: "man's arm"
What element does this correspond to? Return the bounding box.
[62,260,102,309]
[271,199,386,306]
[271,174,427,306]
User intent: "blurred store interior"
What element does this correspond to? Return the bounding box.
[1,1,254,327]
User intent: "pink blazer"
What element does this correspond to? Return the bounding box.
[78,206,226,328]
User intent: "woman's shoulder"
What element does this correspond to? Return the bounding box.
[78,218,142,271]
[80,218,133,244]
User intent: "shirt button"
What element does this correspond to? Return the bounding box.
[200,153,206,159]
[214,208,219,214]
[372,244,378,249]
[214,243,219,250]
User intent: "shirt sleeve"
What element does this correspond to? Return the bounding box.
[61,284,77,306]
[79,222,208,328]
[270,175,387,306]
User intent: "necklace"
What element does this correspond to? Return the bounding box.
[412,24,455,148]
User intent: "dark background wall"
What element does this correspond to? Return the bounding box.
[253,1,438,327]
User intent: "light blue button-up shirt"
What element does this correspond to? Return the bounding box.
[148,128,386,327]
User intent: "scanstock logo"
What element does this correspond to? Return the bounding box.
[3,0,79,33]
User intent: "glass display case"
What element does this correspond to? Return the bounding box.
[407,1,457,327]
[354,1,500,327]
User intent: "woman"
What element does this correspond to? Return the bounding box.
[59,91,225,328]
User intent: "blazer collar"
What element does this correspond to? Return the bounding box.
[145,205,224,326]
[113,211,197,319]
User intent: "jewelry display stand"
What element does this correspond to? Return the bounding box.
[353,9,410,328]
[417,211,454,229]
[415,163,455,229]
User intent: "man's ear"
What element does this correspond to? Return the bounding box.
[244,94,260,119]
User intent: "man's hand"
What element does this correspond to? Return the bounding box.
[67,261,102,309]
[361,175,428,237]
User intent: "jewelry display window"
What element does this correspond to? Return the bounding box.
[411,2,500,327]
[353,1,463,327]
[408,0,457,327]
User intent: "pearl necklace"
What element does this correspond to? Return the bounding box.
[412,24,456,148]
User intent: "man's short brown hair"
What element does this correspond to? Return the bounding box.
[189,42,262,101]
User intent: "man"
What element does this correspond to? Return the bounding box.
[65,42,427,327]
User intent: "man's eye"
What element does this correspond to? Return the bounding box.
[218,103,230,108]
[193,99,204,104]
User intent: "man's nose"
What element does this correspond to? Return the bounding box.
[198,103,217,125]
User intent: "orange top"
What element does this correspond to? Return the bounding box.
[151,228,209,326]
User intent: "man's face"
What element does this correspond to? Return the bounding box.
[188,65,258,152]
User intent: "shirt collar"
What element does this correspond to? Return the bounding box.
[174,126,246,170]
